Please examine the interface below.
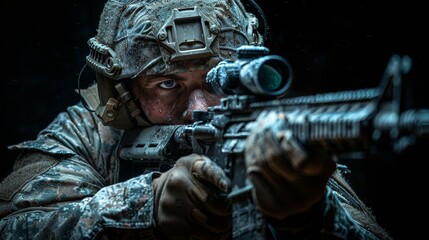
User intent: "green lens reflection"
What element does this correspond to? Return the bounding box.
[258,65,282,91]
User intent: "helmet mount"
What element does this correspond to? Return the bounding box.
[157,6,218,63]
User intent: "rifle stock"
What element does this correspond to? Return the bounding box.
[118,46,429,239]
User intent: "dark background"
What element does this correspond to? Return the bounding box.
[2,1,427,239]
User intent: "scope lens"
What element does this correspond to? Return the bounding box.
[258,64,283,91]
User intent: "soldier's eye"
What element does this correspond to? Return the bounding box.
[159,80,178,89]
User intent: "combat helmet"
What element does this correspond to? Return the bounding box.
[84,0,265,129]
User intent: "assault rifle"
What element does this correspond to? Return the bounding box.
[118,46,429,239]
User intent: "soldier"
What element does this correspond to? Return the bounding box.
[0,0,391,239]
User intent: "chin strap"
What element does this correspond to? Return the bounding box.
[78,79,152,129]
[115,83,152,127]
[94,82,152,129]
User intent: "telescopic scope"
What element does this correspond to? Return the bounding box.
[206,46,293,98]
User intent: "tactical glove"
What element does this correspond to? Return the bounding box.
[244,110,337,220]
[152,153,232,239]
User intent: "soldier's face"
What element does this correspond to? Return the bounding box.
[132,69,221,124]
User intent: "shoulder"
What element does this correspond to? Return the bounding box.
[10,102,123,157]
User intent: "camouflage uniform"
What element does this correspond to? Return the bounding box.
[0,103,391,239]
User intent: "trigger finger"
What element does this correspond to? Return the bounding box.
[192,155,231,193]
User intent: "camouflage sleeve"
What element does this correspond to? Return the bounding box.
[0,103,158,239]
[267,170,392,240]
[321,170,392,239]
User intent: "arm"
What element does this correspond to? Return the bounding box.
[0,104,157,239]
[244,111,391,239]
[264,171,392,239]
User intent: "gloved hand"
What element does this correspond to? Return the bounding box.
[152,153,232,239]
[244,110,336,220]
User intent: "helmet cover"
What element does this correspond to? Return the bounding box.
[91,0,263,79]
